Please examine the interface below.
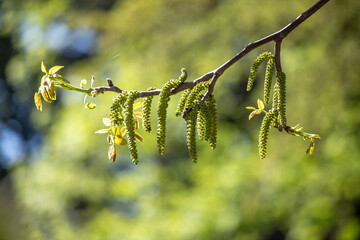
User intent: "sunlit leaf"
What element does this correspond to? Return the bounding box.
[257,99,265,110]
[133,118,139,129]
[41,75,47,85]
[86,102,96,109]
[134,112,143,118]
[49,66,64,75]
[313,135,321,139]
[49,89,56,101]
[34,92,42,111]
[55,75,70,84]
[133,102,142,109]
[246,106,256,110]
[134,131,143,142]
[306,141,315,155]
[103,118,111,127]
[48,80,56,100]
[41,61,47,73]
[40,86,52,103]
[108,145,117,162]
[111,126,119,135]
[115,135,127,145]
[249,110,257,120]
[95,129,109,134]
[120,127,127,137]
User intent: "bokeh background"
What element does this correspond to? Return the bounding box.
[0,0,359,239]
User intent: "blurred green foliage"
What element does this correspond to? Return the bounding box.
[1,0,360,239]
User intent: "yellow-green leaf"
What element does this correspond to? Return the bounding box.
[34,92,42,111]
[49,66,64,75]
[313,135,321,139]
[120,127,127,137]
[55,75,70,84]
[249,110,257,120]
[108,145,117,162]
[40,86,52,103]
[95,129,109,134]
[257,99,265,110]
[133,102,142,109]
[134,112,143,118]
[306,141,315,155]
[134,132,143,142]
[41,75,47,85]
[133,118,139,129]
[103,118,111,127]
[111,126,119,135]
[115,135,127,145]
[41,61,47,73]
[246,106,256,110]
[48,80,56,100]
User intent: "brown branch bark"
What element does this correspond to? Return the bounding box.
[92,0,330,101]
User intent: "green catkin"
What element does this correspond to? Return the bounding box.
[184,82,210,111]
[206,95,217,149]
[124,90,140,164]
[277,72,287,126]
[142,87,156,132]
[259,109,275,159]
[197,103,207,140]
[110,91,128,126]
[175,89,191,117]
[271,82,280,127]
[264,57,275,104]
[178,68,187,83]
[247,52,274,92]
[203,102,212,141]
[157,79,182,155]
[186,108,198,162]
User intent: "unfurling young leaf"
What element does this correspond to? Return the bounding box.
[49,65,64,75]
[257,99,265,110]
[41,61,47,73]
[34,92,42,111]
[108,145,117,162]
[86,102,96,109]
[103,118,111,127]
[95,129,109,134]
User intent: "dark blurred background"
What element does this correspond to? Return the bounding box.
[0,0,359,239]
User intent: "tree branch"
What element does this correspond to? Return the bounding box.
[92,0,329,101]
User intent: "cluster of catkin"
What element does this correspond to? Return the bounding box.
[247,52,287,159]
[108,68,218,163]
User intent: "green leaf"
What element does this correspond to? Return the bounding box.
[134,132,143,142]
[95,129,109,134]
[41,61,47,73]
[120,127,127,137]
[134,112,143,118]
[249,110,257,120]
[86,102,96,109]
[49,66,64,74]
[257,99,265,110]
[306,141,315,155]
[133,102,142,109]
[103,118,111,127]
[115,135,127,145]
